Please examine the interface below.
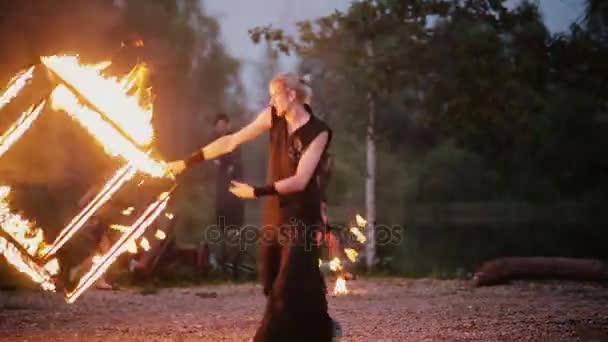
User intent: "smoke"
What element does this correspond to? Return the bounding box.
[0,2,129,232]
[0,1,124,84]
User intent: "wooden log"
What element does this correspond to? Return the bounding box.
[473,257,608,287]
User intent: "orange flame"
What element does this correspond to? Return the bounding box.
[329,257,343,272]
[50,85,165,177]
[41,56,153,146]
[154,229,166,240]
[355,214,367,228]
[332,276,349,296]
[139,237,150,251]
[0,101,46,158]
[0,187,57,291]
[319,257,344,272]
[125,239,138,254]
[350,227,367,244]
[110,224,129,233]
[344,248,358,263]
[43,259,60,276]
[122,207,135,216]
[0,66,35,111]
[0,236,56,291]
[0,186,45,256]
[92,255,103,264]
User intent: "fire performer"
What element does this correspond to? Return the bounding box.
[168,72,339,341]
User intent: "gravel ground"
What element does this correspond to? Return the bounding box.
[0,278,607,341]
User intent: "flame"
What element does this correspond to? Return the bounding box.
[329,257,343,272]
[344,248,358,263]
[0,66,35,111]
[350,227,367,244]
[0,101,46,158]
[50,85,165,177]
[110,227,139,253]
[0,187,56,291]
[356,214,367,228]
[41,56,153,146]
[0,186,46,256]
[110,224,129,233]
[154,229,166,240]
[0,236,56,291]
[66,189,173,303]
[0,57,176,301]
[122,207,134,216]
[43,164,137,258]
[319,258,343,272]
[43,258,60,276]
[332,276,349,296]
[165,212,174,220]
[125,239,138,254]
[139,237,150,251]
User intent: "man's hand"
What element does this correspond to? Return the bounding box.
[229,180,255,199]
[166,160,186,176]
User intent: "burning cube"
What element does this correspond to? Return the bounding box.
[0,56,174,303]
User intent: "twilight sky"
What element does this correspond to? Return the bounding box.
[202,0,586,107]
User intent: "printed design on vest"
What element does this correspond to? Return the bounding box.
[288,136,304,161]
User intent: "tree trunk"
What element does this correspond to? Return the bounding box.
[365,40,376,270]
[473,257,608,287]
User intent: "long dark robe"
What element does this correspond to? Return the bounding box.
[254,106,334,342]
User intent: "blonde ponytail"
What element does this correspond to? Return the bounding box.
[271,72,313,105]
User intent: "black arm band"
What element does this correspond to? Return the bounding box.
[184,149,206,168]
[253,184,278,197]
